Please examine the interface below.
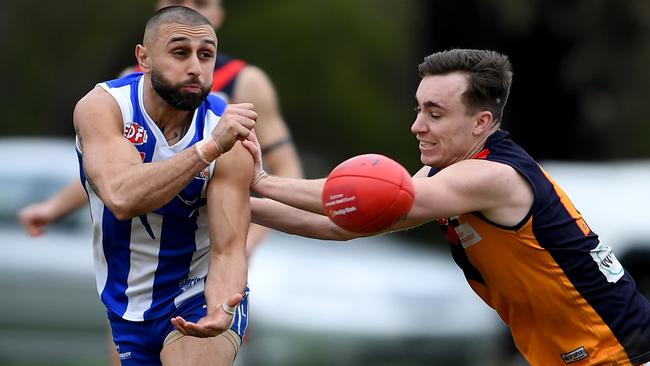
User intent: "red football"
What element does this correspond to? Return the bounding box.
[322,154,414,234]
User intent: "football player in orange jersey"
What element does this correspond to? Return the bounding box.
[245,49,650,366]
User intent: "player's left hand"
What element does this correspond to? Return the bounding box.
[241,129,267,190]
[170,293,242,338]
[18,202,54,236]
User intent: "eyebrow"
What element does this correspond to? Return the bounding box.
[168,36,216,47]
[421,100,446,110]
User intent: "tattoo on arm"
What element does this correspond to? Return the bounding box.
[83,164,100,196]
[75,126,99,195]
[75,125,84,152]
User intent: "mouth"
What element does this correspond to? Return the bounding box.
[182,83,202,93]
[418,141,437,150]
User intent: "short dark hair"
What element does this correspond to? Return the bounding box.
[144,6,213,44]
[418,49,513,124]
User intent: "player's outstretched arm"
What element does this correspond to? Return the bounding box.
[172,143,252,337]
[251,197,358,241]
[406,161,534,227]
[74,88,255,220]
[18,179,87,236]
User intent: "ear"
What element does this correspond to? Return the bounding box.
[135,44,151,72]
[473,111,494,134]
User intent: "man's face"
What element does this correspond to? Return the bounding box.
[156,0,223,29]
[148,22,216,110]
[411,72,479,168]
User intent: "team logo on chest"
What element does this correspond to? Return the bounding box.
[124,122,148,145]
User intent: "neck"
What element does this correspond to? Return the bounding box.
[142,75,193,141]
[460,124,500,161]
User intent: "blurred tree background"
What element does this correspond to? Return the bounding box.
[1,0,649,204]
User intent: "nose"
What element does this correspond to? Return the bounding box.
[186,54,201,76]
[411,113,426,135]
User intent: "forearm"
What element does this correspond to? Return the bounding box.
[204,142,252,312]
[204,248,247,311]
[251,197,354,240]
[88,143,211,219]
[254,175,326,215]
[44,180,88,219]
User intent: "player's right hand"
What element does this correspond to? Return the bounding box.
[170,293,243,338]
[211,103,257,154]
[17,203,54,237]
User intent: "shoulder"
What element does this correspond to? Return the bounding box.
[232,65,278,105]
[75,87,118,113]
[237,65,272,86]
[74,87,122,130]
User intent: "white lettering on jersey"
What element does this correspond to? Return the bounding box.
[561,346,588,364]
[590,244,624,283]
[454,222,482,248]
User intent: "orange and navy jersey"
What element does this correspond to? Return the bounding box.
[131,53,247,102]
[429,130,650,365]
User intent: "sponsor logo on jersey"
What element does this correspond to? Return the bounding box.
[561,346,588,364]
[124,122,148,145]
[590,244,624,283]
[454,222,482,248]
[196,168,209,180]
[179,275,206,291]
[115,345,133,360]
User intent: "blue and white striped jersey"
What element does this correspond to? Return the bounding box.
[77,73,227,321]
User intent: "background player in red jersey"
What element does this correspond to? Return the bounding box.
[18,0,303,258]
[244,49,650,366]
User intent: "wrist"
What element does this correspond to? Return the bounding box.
[205,302,237,316]
[195,136,222,164]
[251,170,269,191]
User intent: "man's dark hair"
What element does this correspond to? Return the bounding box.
[419,49,513,124]
[143,6,213,44]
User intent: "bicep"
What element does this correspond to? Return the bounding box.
[407,160,516,221]
[74,88,143,190]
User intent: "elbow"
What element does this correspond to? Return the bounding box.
[104,193,138,221]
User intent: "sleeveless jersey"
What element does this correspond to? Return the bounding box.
[77,72,227,321]
[131,53,246,103]
[430,130,650,365]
